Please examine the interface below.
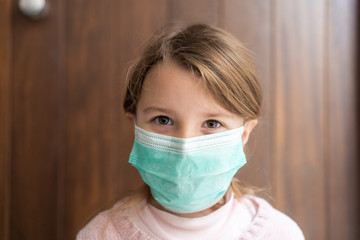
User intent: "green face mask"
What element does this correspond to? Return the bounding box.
[129,125,246,214]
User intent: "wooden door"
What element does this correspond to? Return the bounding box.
[1,0,358,239]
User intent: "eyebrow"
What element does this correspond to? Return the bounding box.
[142,106,175,115]
[203,113,225,118]
[202,112,234,119]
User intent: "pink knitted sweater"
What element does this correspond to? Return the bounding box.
[77,194,304,240]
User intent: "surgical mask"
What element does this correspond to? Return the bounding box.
[129,125,246,214]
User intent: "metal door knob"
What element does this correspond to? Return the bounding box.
[19,0,49,19]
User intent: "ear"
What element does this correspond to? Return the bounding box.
[242,119,258,145]
[125,112,135,126]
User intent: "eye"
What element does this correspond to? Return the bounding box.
[203,120,222,128]
[153,116,173,125]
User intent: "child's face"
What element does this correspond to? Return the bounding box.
[133,60,245,138]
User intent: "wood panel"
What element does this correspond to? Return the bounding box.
[327,0,359,239]
[0,0,12,239]
[10,0,61,238]
[64,0,113,238]
[273,1,326,239]
[221,0,273,196]
[169,0,218,25]
[56,1,66,239]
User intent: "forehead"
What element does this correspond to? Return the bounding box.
[136,60,242,122]
[140,60,213,105]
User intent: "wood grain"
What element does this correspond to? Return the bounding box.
[273,1,327,239]
[0,0,12,239]
[10,0,61,238]
[327,0,359,239]
[56,0,66,239]
[64,0,113,238]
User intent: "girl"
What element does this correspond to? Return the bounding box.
[77,24,304,239]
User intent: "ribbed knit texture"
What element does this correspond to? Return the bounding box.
[77,195,305,240]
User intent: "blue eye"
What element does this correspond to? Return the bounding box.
[203,120,222,128]
[154,116,173,125]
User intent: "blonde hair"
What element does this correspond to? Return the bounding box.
[122,23,262,210]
